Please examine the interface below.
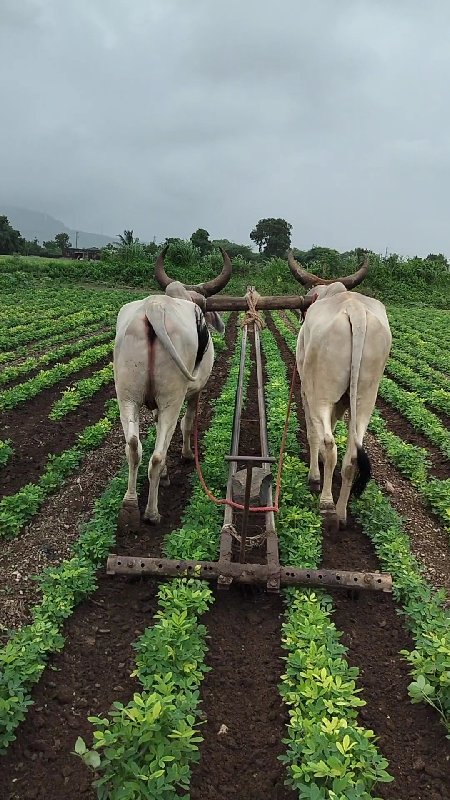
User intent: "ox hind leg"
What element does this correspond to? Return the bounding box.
[144,395,184,524]
[315,409,338,534]
[335,407,373,529]
[180,393,200,461]
[118,399,142,533]
[301,388,321,493]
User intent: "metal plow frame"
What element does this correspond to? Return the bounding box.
[107,291,392,594]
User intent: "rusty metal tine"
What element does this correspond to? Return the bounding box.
[106,555,393,593]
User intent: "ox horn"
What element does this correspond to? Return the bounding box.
[287,250,369,290]
[154,245,232,297]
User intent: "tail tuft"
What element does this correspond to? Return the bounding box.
[352,446,371,497]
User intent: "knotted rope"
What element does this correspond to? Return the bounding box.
[241,287,265,329]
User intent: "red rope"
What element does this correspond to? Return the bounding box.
[193,365,297,513]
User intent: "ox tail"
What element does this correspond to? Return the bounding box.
[144,303,196,382]
[347,303,371,497]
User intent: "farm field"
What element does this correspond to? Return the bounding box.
[0,277,449,800]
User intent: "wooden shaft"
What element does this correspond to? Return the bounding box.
[205,295,306,311]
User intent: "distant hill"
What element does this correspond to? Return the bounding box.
[0,205,116,249]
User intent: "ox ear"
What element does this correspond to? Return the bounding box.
[205,311,225,335]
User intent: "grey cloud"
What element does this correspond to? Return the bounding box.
[1,0,450,255]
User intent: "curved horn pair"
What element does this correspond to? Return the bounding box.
[155,246,232,297]
[287,250,369,290]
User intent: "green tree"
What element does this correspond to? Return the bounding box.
[190,228,212,256]
[250,218,292,258]
[55,232,71,252]
[0,215,23,255]
[212,239,256,261]
[426,253,448,269]
[118,229,137,245]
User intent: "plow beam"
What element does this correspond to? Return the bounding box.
[106,555,392,592]
[205,295,306,312]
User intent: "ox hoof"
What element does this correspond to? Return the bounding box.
[320,506,339,535]
[181,452,195,463]
[160,475,171,487]
[144,511,161,525]
[338,518,347,530]
[118,502,140,534]
[308,479,321,494]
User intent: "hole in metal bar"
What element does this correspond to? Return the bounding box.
[336,574,341,581]
[354,577,359,582]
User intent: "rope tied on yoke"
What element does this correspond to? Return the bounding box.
[241,287,265,329]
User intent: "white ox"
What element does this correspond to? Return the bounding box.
[114,247,231,530]
[288,252,392,532]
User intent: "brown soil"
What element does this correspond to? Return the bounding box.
[0,325,111,370]
[1,315,237,800]
[364,430,450,596]
[0,420,130,642]
[190,588,295,800]
[2,315,450,800]
[269,315,450,800]
[0,359,114,498]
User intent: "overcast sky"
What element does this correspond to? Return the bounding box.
[1,0,449,256]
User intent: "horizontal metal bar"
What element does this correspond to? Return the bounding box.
[205,295,306,312]
[106,555,392,592]
[224,455,277,463]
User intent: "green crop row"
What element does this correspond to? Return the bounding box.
[75,581,213,798]
[261,324,393,799]
[0,420,158,753]
[0,400,120,540]
[386,358,450,415]
[0,321,113,366]
[49,364,114,420]
[0,330,113,387]
[0,341,113,411]
[273,312,450,738]
[368,412,450,535]
[333,423,450,737]
[389,345,449,395]
[378,377,450,459]
[0,307,115,352]
[0,439,13,468]
[77,320,245,798]
[388,326,449,374]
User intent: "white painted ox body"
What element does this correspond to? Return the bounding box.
[114,248,231,530]
[288,252,392,531]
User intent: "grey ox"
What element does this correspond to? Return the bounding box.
[288,251,392,532]
[114,247,231,530]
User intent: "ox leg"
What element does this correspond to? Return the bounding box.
[118,400,142,532]
[335,443,356,529]
[302,389,321,493]
[180,394,199,461]
[318,415,338,533]
[144,402,181,524]
[336,414,372,528]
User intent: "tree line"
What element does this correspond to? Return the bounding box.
[1,213,448,270]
